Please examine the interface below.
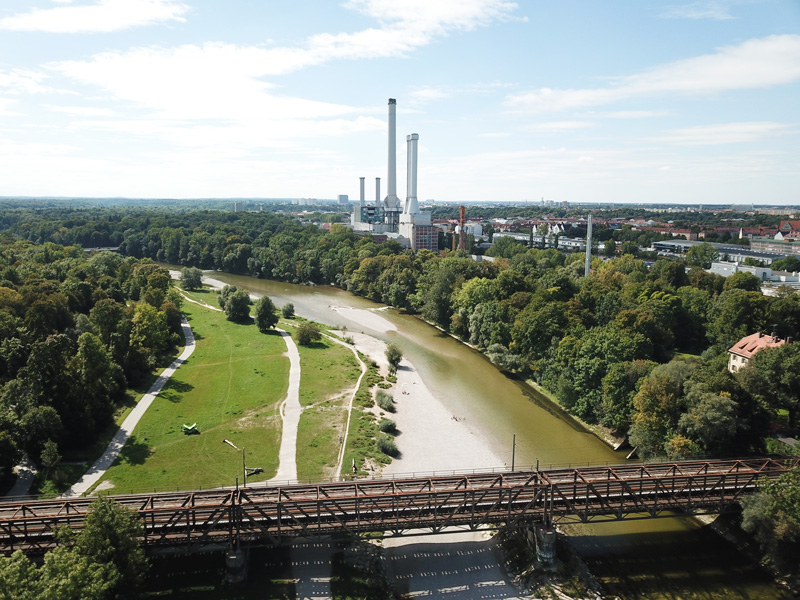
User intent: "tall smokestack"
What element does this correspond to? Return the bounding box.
[385,99,399,209]
[375,177,380,203]
[584,214,593,276]
[359,177,365,206]
[404,133,419,214]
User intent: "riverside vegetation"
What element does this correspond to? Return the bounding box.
[1,203,799,575]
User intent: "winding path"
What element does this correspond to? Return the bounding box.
[268,329,302,483]
[179,287,304,483]
[62,318,196,498]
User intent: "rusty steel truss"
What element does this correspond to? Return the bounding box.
[2,457,797,554]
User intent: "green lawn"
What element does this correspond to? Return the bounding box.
[296,336,361,481]
[98,302,289,493]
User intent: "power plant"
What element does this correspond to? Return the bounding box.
[350,99,436,252]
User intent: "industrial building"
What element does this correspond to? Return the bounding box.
[349,99,436,252]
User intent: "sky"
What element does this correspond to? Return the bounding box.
[0,0,798,205]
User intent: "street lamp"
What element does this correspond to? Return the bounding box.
[223,439,264,486]
[223,439,247,486]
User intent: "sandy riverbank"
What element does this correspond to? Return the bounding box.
[340,330,503,477]
[335,320,565,600]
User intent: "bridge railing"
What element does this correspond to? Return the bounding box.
[2,457,797,555]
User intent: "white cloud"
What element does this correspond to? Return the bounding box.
[602,110,672,119]
[524,121,594,131]
[46,0,518,126]
[46,105,116,116]
[0,0,189,33]
[343,0,519,31]
[409,87,450,104]
[654,121,796,145]
[659,1,736,20]
[0,68,52,95]
[506,34,800,112]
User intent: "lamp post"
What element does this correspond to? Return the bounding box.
[511,433,516,472]
[223,439,247,486]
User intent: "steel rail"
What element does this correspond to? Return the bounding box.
[1,457,796,554]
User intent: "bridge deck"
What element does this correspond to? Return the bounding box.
[1,457,797,554]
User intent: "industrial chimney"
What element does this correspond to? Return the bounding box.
[584,214,593,276]
[359,177,365,206]
[385,99,399,209]
[404,133,419,215]
[375,177,380,203]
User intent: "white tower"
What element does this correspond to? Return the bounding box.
[404,133,419,215]
[584,214,593,276]
[384,99,401,231]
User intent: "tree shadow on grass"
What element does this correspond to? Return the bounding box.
[160,379,194,403]
[116,436,151,466]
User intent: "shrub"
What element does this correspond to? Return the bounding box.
[376,390,395,413]
[377,434,398,457]
[281,302,295,318]
[385,343,403,376]
[296,322,322,346]
[378,419,397,434]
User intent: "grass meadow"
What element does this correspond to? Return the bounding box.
[295,336,361,481]
[98,300,289,493]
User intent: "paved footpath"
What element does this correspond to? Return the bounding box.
[61,318,196,498]
[268,328,302,484]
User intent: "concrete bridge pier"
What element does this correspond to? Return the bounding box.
[525,523,556,566]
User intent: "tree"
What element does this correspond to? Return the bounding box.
[180,267,203,291]
[40,439,61,479]
[0,497,147,600]
[685,243,718,269]
[281,302,295,318]
[75,497,147,596]
[296,322,321,346]
[385,343,403,376]
[130,303,169,362]
[723,271,762,292]
[604,239,616,257]
[771,256,800,272]
[741,468,800,572]
[224,289,252,323]
[254,296,278,332]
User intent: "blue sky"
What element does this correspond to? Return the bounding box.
[0,0,798,204]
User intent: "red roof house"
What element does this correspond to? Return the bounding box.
[728,332,787,373]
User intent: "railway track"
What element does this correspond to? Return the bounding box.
[2,457,796,554]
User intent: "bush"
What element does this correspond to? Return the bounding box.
[281,302,295,318]
[378,418,397,434]
[376,390,395,413]
[296,322,322,346]
[180,267,203,291]
[377,434,398,457]
[385,343,403,375]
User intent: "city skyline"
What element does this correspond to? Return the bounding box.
[0,0,798,204]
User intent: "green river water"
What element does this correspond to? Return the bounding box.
[199,272,791,599]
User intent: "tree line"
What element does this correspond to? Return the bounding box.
[0,237,184,482]
[5,207,800,458]
[2,204,799,574]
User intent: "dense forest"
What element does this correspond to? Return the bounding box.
[0,236,183,481]
[1,203,798,573]
[3,205,800,462]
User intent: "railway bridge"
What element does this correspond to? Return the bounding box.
[2,457,797,555]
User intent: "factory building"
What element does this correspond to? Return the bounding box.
[349,99,435,251]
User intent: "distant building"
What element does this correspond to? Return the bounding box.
[728,332,788,373]
[348,100,435,252]
[750,236,800,255]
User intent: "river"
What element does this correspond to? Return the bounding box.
[200,272,790,599]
